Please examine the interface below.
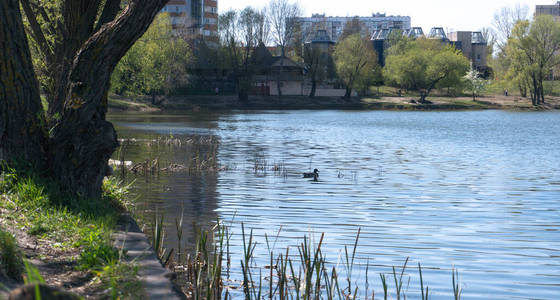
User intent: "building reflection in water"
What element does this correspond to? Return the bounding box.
[116,131,221,256]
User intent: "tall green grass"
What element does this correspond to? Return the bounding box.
[0,162,144,298]
[159,222,465,300]
[0,228,24,281]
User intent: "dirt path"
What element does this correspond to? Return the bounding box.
[0,211,104,298]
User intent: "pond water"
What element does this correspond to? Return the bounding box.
[108,110,560,299]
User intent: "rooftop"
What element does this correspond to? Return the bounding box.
[306,13,409,19]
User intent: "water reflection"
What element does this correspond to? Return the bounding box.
[110,112,223,252]
[108,110,560,300]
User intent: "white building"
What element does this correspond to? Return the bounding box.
[296,13,411,43]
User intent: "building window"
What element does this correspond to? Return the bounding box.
[206,18,217,25]
[205,6,218,14]
[477,54,481,60]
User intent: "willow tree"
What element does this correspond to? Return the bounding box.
[507,16,560,105]
[1,0,47,169]
[110,13,192,98]
[333,34,378,99]
[384,38,470,103]
[1,0,169,198]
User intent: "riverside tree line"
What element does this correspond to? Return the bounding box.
[111,1,560,104]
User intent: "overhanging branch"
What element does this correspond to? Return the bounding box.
[94,0,122,33]
[20,0,54,64]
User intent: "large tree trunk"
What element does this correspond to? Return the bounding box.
[519,82,527,98]
[344,87,352,99]
[539,74,545,104]
[532,76,539,105]
[309,79,317,98]
[420,93,427,103]
[276,47,285,97]
[47,0,169,199]
[2,0,168,198]
[0,0,47,168]
[529,85,536,106]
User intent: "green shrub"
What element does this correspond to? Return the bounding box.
[77,229,120,271]
[102,177,132,212]
[95,262,145,299]
[0,228,23,281]
[0,163,18,193]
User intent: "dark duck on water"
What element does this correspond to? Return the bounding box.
[303,169,319,181]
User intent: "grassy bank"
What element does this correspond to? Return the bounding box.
[109,87,560,112]
[0,163,144,299]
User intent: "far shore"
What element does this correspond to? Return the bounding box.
[108,93,560,113]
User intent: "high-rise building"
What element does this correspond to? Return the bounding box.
[296,13,411,43]
[535,2,560,21]
[161,0,218,38]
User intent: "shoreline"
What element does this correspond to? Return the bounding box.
[109,94,560,113]
[0,171,180,299]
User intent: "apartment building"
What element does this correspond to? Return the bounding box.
[535,2,560,21]
[296,13,411,43]
[161,0,218,38]
[448,31,488,71]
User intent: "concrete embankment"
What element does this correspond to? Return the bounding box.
[113,214,184,300]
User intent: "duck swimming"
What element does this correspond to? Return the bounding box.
[303,169,319,181]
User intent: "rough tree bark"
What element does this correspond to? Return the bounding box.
[1,0,169,199]
[48,0,170,198]
[0,0,47,168]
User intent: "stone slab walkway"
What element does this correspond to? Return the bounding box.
[113,215,184,300]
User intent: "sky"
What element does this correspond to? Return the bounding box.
[219,0,553,32]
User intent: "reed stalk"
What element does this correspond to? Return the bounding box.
[453,268,462,300]
[142,215,472,300]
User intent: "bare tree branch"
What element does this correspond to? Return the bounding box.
[267,0,302,97]
[267,0,301,53]
[492,4,529,52]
